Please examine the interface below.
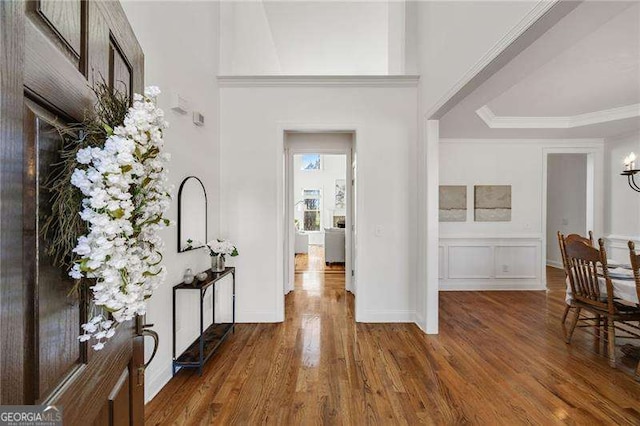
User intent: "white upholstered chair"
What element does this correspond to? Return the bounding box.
[295,232,309,254]
[324,228,345,264]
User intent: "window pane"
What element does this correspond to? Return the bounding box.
[304,211,320,231]
[301,154,321,170]
[304,198,320,210]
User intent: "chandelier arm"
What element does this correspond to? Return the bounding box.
[629,174,640,193]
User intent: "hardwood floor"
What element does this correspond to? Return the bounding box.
[295,245,345,273]
[146,268,640,425]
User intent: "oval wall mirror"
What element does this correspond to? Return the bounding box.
[177,176,207,252]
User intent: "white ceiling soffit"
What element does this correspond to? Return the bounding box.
[439,1,640,139]
[476,104,640,129]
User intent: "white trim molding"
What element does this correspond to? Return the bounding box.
[476,104,640,129]
[604,234,640,261]
[218,75,420,88]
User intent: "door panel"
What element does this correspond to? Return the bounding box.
[35,0,82,59]
[1,1,147,424]
[109,40,132,98]
[23,102,83,402]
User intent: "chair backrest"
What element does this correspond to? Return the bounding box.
[564,238,615,313]
[565,231,594,247]
[557,231,594,276]
[628,241,640,304]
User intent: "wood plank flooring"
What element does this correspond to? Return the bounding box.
[295,245,345,273]
[146,267,640,425]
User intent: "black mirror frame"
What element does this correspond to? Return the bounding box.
[177,176,208,253]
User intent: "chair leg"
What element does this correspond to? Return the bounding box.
[561,304,571,325]
[607,319,616,368]
[565,307,581,344]
[594,313,601,354]
[636,360,640,382]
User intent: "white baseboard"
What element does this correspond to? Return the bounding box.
[358,310,415,323]
[546,260,564,269]
[145,363,173,404]
[439,279,545,291]
[413,312,426,333]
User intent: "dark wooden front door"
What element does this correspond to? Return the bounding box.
[1,1,147,424]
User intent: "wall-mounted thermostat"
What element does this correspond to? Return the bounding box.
[193,111,205,126]
[170,93,189,114]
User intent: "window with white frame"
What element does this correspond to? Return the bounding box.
[302,189,321,231]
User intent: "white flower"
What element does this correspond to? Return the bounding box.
[76,148,93,164]
[70,86,170,349]
[144,86,161,98]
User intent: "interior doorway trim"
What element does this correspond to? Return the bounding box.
[275,124,360,322]
[541,144,604,288]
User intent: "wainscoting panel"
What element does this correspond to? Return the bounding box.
[448,246,493,279]
[440,236,543,291]
[494,245,538,279]
[604,234,640,264]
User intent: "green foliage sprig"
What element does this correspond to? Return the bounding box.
[42,82,130,273]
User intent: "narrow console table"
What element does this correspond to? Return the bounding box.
[172,267,235,376]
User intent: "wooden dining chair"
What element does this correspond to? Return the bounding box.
[565,238,640,368]
[558,231,595,326]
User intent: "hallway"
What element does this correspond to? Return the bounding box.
[146,269,640,424]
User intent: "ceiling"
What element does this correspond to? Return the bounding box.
[440,1,640,139]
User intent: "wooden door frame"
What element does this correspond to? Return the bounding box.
[1,0,28,404]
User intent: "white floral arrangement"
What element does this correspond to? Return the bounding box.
[206,239,239,259]
[69,86,171,350]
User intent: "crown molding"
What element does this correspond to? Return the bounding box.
[217,75,420,88]
[426,0,565,119]
[441,137,604,146]
[475,104,640,129]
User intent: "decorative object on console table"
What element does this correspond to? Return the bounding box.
[622,152,639,193]
[206,239,239,272]
[183,269,195,285]
[173,267,236,376]
[178,176,208,252]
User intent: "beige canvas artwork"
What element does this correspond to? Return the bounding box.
[439,186,467,222]
[474,185,511,222]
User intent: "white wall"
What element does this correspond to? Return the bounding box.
[438,139,603,291]
[414,0,541,331]
[546,154,587,267]
[220,1,412,75]
[219,85,417,323]
[604,130,640,260]
[294,154,347,239]
[122,0,222,403]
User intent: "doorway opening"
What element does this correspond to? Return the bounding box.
[544,152,592,290]
[293,153,347,275]
[283,131,356,318]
